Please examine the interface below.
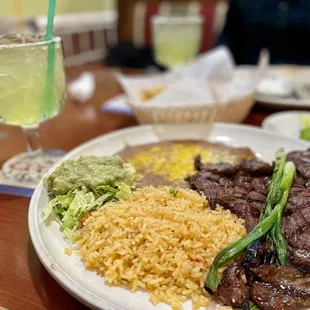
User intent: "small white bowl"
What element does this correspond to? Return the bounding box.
[262,111,310,140]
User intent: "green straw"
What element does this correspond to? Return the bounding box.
[44,0,56,117]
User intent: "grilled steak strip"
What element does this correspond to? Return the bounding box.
[250,265,310,310]
[218,263,310,310]
[188,159,271,232]
[282,186,310,267]
[287,149,310,187]
[217,263,249,308]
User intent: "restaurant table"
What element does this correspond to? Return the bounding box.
[0,63,274,310]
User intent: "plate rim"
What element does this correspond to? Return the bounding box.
[239,64,310,109]
[28,122,309,310]
[256,94,310,109]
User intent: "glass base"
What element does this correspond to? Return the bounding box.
[2,149,65,183]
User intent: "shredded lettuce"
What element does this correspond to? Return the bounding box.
[115,183,132,199]
[43,182,135,243]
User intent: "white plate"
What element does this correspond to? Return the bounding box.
[262,111,310,141]
[255,65,310,109]
[257,75,294,98]
[28,123,309,310]
[256,94,310,109]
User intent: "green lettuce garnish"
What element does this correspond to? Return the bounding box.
[300,114,310,141]
[42,156,137,246]
[43,182,134,245]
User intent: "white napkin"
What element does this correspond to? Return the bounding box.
[116,46,268,108]
[68,72,96,103]
[180,46,235,81]
[146,77,215,106]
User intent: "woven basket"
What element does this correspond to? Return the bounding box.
[128,92,256,124]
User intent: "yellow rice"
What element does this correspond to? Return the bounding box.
[77,187,246,310]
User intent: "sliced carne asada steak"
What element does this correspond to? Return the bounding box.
[217,263,249,307]
[287,149,310,186]
[282,186,310,267]
[250,265,310,310]
[188,149,310,309]
[217,263,310,310]
[188,152,310,265]
[187,159,271,232]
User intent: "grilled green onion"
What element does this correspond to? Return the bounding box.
[205,160,295,292]
[260,148,286,220]
[206,205,279,292]
[244,149,286,265]
[270,161,295,264]
[250,304,260,310]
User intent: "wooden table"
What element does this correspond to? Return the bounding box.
[0,63,274,310]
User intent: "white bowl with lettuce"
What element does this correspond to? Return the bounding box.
[262,111,310,142]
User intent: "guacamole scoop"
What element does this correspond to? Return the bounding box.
[44,155,135,196]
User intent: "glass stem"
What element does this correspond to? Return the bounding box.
[23,128,42,152]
